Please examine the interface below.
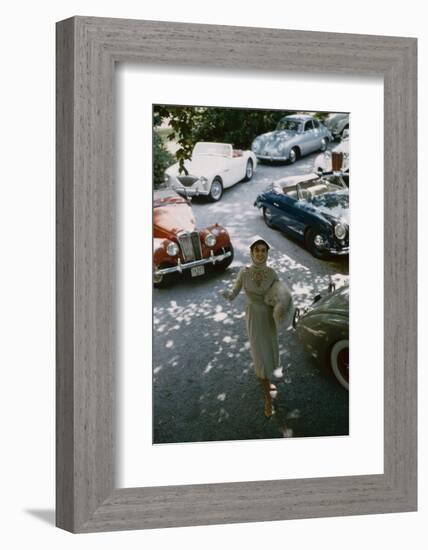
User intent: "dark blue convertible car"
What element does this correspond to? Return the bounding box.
[254,174,349,259]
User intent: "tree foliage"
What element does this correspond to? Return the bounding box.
[153,131,175,188]
[192,108,294,149]
[154,105,203,174]
[153,105,295,173]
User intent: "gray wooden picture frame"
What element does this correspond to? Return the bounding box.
[56,16,417,533]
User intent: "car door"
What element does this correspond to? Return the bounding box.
[301,120,316,154]
[270,191,306,238]
[312,119,323,151]
[219,149,243,188]
[228,153,246,185]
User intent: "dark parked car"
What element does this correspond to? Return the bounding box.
[323,112,349,141]
[293,283,349,390]
[254,174,349,259]
[251,114,331,164]
[153,195,233,287]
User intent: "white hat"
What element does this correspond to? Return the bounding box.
[249,235,271,250]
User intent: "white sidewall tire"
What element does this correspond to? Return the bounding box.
[330,339,349,390]
[209,177,223,201]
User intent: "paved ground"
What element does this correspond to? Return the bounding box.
[153,147,349,444]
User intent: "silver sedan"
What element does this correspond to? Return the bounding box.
[251,114,332,164]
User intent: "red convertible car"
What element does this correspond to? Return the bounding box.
[153,195,234,287]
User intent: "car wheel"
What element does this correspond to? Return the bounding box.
[209,177,223,201]
[288,147,299,164]
[153,263,178,289]
[305,228,328,259]
[263,206,275,228]
[330,339,349,390]
[319,138,328,152]
[243,159,254,181]
[212,244,234,272]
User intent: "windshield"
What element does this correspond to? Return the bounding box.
[193,142,231,157]
[321,175,348,190]
[275,118,301,132]
[311,191,349,210]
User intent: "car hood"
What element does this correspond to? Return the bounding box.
[254,130,296,144]
[305,285,349,318]
[308,191,349,225]
[167,155,228,177]
[154,197,196,237]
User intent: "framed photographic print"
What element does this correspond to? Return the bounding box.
[56,17,417,532]
[150,104,350,445]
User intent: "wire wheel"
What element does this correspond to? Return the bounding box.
[243,159,254,181]
[209,177,223,201]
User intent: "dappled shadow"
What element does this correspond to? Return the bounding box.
[153,260,348,443]
[153,157,348,444]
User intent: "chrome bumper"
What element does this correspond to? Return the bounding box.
[174,187,210,197]
[329,246,349,256]
[155,249,232,276]
[255,154,289,162]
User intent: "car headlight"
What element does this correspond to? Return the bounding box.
[205,233,217,247]
[164,173,170,183]
[166,242,180,256]
[199,176,208,185]
[334,222,347,240]
[252,139,260,152]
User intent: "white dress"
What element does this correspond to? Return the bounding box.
[226,264,279,379]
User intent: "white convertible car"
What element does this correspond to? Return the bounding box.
[164,142,257,201]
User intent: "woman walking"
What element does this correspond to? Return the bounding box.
[221,237,285,418]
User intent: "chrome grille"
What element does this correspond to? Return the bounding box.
[177,175,199,187]
[191,232,203,260]
[177,231,202,262]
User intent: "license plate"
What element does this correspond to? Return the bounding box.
[191,265,205,277]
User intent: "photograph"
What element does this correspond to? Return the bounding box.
[152,104,350,444]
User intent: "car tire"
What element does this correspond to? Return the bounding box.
[305,228,328,259]
[243,159,254,181]
[153,263,179,289]
[330,339,349,390]
[319,138,328,152]
[263,206,275,228]
[288,147,299,164]
[209,177,223,201]
[212,244,234,272]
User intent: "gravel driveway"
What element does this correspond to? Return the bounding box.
[153,148,349,444]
